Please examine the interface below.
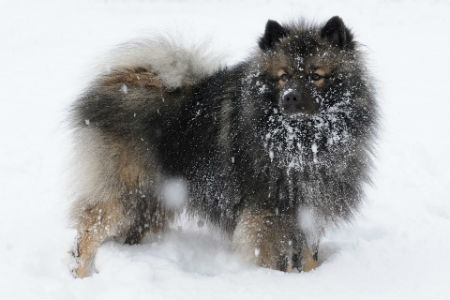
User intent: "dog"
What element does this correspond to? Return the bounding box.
[69,16,378,277]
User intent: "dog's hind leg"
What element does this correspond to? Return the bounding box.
[122,194,172,245]
[72,198,128,278]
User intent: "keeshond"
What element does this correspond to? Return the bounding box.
[70,16,378,277]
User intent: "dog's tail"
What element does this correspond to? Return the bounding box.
[96,37,223,89]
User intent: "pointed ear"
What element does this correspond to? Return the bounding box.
[258,20,289,51]
[320,16,354,49]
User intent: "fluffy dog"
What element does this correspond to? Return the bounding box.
[70,16,378,277]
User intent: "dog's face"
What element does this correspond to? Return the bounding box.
[258,17,358,117]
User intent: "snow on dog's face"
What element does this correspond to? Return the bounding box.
[256,17,362,117]
[239,16,374,170]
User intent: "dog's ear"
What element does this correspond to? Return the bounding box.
[259,20,289,51]
[321,16,354,49]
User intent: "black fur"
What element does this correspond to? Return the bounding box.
[321,16,354,49]
[258,20,290,50]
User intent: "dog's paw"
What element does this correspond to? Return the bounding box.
[233,209,306,272]
[300,247,318,272]
[69,235,93,278]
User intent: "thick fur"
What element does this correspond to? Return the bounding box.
[70,16,378,277]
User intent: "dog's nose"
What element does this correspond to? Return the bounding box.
[282,91,301,113]
[283,91,299,102]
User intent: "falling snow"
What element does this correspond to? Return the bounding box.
[120,84,128,94]
[161,178,188,209]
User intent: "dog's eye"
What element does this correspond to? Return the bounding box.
[280,73,289,81]
[311,73,323,81]
[277,69,289,82]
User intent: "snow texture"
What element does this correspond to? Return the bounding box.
[160,178,188,210]
[0,0,448,299]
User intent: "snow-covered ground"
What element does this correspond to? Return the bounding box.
[0,0,448,299]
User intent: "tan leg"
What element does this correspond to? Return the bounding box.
[72,198,127,278]
[232,207,299,272]
[301,247,318,272]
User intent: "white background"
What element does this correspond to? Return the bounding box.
[0,0,448,299]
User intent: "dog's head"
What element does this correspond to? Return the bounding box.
[256,16,361,116]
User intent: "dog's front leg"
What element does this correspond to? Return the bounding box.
[232,207,302,272]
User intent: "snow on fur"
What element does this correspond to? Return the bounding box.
[100,37,223,88]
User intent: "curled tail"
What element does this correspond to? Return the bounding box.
[97,37,223,89]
